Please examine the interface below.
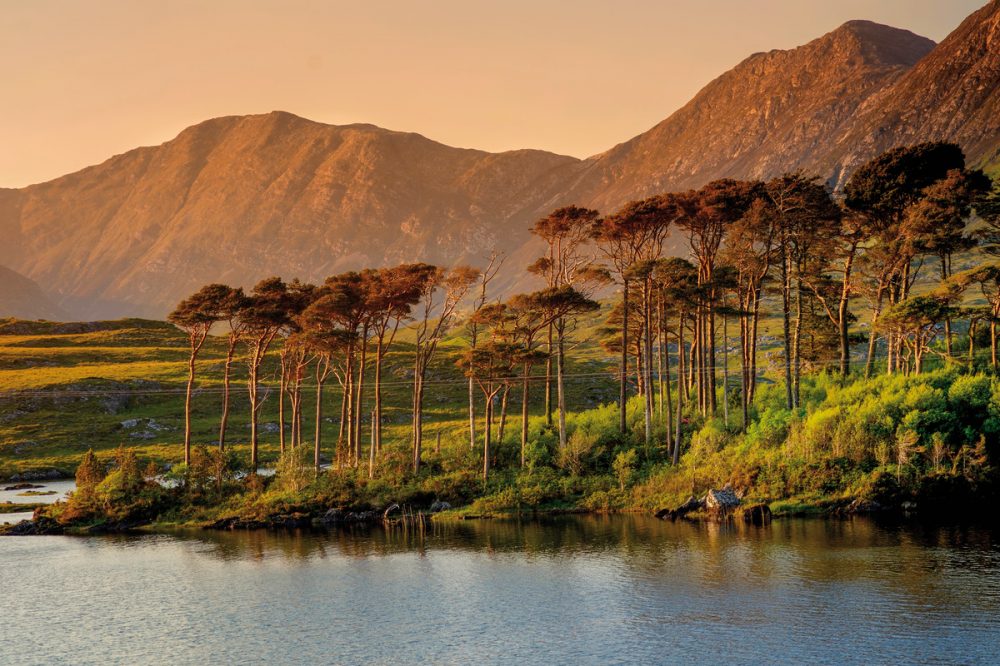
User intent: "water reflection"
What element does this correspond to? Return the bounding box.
[2,516,999,665]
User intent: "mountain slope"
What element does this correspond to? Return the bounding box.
[4,4,1000,318]
[562,20,935,210]
[0,112,581,317]
[0,265,66,320]
[824,0,1000,183]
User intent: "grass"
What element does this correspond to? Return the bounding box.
[2,303,998,528]
[0,501,44,514]
[0,317,620,479]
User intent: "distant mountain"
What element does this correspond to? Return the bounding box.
[0,265,66,320]
[0,113,580,317]
[2,2,1000,318]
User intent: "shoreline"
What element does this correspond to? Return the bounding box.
[2,494,977,537]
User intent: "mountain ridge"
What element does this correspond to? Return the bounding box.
[4,3,1000,318]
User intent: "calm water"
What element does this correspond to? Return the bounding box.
[0,479,76,524]
[2,516,999,665]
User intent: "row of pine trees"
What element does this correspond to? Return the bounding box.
[168,142,1000,481]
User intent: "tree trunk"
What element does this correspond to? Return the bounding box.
[248,367,259,472]
[483,391,493,481]
[969,320,977,368]
[792,275,803,408]
[707,293,717,415]
[837,251,855,377]
[336,377,348,469]
[740,303,750,432]
[344,345,355,466]
[692,314,702,414]
[557,320,568,450]
[992,321,997,369]
[545,323,554,427]
[656,295,665,421]
[619,282,629,434]
[520,363,531,467]
[865,284,887,379]
[354,324,368,464]
[781,247,793,410]
[368,409,376,479]
[643,281,653,448]
[374,345,384,456]
[497,385,510,446]
[468,376,476,450]
[412,355,427,474]
[674,314,685,465]
[661,299,673,453]
[722,310,729,427]
[278,353,288,455]
[182,331,206,467]
[314,365,326,471]
[749,288,762,403]
[219,335,237,451]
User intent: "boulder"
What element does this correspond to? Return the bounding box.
[429,500,452,513]
[7,469,65,482]
[3,483,44,491]
[1,517,64,536]
[846,498,884,515]
[705,486,740,511]
[738,503,772,525]
[321,508,379,526]
[656,495,705,521]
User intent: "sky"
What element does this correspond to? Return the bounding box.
[0,0,987,187]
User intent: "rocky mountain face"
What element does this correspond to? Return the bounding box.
[822,0,1000,183]
[2,2,999,318]
[561,20,936,210]
[0,265,66,320]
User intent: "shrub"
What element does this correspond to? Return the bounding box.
[420,470,481,505]
[558,430,598,475]
[613,449,638,490]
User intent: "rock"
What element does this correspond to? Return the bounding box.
[207,516,267,531]
[120,418,140,429]
[7,469,66,482]
[656,495,705,521]
[272,512,312,529]
[3,483,44,491]
[429,500,452,513]
[738,503,772,525]
[705,485,740,511]
[321,508,379,526]
[1,517,64,536]
[846,498,884,515]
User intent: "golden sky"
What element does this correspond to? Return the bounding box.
[0,0,986,187]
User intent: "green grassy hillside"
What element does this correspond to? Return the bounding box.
[0,315,622,479]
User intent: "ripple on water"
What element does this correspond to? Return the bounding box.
[1,516,999,666]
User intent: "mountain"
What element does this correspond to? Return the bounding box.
[561,20,936,210]
[0,265,66,320]
[823,0,1000,183]
[0,113,580,317]
[3,2,1000,318]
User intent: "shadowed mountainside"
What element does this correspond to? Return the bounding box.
[0,265,66,320]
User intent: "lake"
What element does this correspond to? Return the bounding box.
[2,516,998,665]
